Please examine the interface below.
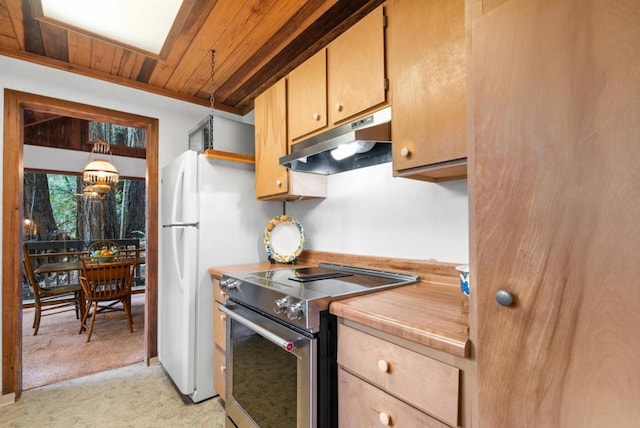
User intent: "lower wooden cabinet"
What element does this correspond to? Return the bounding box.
[213,343,226,401]
[339,369,449,428]
[337,323,460,427]
[212,277,227,400]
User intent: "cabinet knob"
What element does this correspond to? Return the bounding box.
[221,365,226,372]
[220,313,226,321]
[400,147,410,157]
[335,103,343,112]
[377,359,389,373]
[312,112,321,121]
[495,289,514,306]
[276,179,282,187]
[378,412,390,426]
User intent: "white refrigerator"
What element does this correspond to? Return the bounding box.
[159,148,279,403]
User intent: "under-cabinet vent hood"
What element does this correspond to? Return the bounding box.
[279,106,392,175]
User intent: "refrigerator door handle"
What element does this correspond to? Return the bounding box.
[162,222,199,228]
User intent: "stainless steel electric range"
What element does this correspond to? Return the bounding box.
[219,263,420,428]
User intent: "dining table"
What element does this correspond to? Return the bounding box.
[33,253,146,317]
[33,256,145,275]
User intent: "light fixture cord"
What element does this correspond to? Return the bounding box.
[208,49,216,150]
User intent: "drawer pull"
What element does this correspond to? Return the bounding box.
[378,412,390,426]
[377,359,389,373]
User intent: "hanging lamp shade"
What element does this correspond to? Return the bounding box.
[83,140,119,191]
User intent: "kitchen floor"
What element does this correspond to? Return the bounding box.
[0,362,225,427]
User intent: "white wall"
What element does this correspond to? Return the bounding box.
[286,163,469,263]
[0,55,239,392]
[24,146,146,178]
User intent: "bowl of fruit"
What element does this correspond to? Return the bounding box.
[90,247,118,263]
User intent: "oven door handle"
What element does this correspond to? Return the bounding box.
[220,304,307,352]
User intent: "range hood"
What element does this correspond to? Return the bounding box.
[279,106,392,175]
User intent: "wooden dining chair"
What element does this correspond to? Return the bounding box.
[22,257,82,335]
[78,257,136,342]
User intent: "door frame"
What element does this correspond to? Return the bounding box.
[2,89,159,399]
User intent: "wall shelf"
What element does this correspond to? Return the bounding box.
[204,149,255,165]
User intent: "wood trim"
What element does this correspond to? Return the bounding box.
[0,49,242,115]
[2,89,159,398]
[2,90,24,397]
[203,149,255,165]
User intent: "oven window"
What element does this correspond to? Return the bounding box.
[231,320,298,427]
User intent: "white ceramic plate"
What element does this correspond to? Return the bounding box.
[263,215,305,263]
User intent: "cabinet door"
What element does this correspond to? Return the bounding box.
[213,344,226,400]
[288,49,327,141]
[255,78,288,198]
[328,5,386,124]
[388,0,466,181]
[473,0,640,426]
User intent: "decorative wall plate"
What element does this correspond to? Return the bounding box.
[263,215,305,263]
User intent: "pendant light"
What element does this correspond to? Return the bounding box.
[83,140,119,196]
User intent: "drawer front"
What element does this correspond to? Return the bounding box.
[213,278,228,304]
[213,344,226,400]
[338,324,459,426]
[339,368,449,428]
[213,303,227,349]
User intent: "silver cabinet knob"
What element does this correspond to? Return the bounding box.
[495,289,514,306]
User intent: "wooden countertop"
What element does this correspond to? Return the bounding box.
[209,262,277,278]
[330,281,470,358]
[208,251,470,358]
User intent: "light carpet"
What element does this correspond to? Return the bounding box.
[22,293,145,390]
[0,362,226,427]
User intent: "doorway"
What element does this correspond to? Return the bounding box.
[2,89,159,399]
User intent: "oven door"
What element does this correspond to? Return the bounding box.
[220,303,316,428]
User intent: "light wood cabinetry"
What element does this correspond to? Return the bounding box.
[254,77,326,200]
[387,0,467,182]
[287,49,327,141]
[338,323,460,427]
[471,0,640,426]
[327,5,386,125]
[339,369,449,428]
[212,276,227,400]
[287,5,387,145]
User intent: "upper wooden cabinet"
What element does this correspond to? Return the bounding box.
[327,5,387,125]
[255,77,327,201]
[288,49,328,141]
[387,0,467,182]
[255,78,289,199]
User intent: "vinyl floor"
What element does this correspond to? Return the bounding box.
[0,362,226,427]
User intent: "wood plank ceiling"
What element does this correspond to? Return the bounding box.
[0,0,384,115]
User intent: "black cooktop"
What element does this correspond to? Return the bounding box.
[240,263,419,300]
